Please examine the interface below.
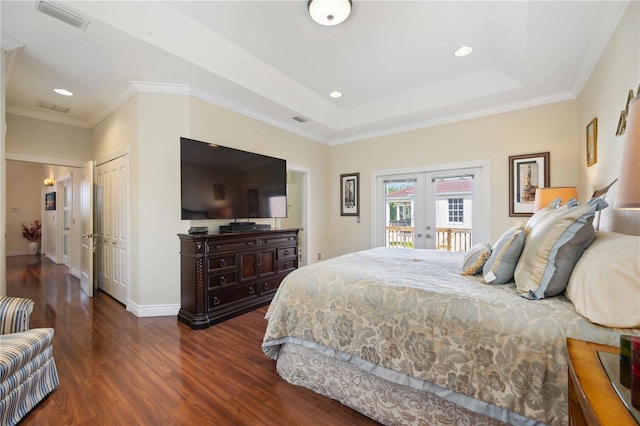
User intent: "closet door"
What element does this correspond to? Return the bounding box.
[96,155,129,304]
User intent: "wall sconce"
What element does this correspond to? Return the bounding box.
[44,178,55,187]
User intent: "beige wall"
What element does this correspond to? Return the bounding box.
[577,1,639,200]
[328,100,578,257]
[5,161,45,255]
[6,113,91,162]
[135,94,189,306]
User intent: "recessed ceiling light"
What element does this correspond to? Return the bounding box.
[54,88,73,96]
[330,91,342,98]
[454,45,473,57]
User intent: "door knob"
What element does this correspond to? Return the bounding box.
[416,233,423,238]
[426,234,432,239]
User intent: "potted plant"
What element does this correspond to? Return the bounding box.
[21,220,42,255]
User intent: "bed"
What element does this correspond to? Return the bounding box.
[262,193,640,425]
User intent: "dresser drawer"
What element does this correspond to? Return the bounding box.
[277,258,297,274]
[207,238,257,253]
[207,272,237,289]
[207,254,236,272]
[277,246,297,259]
[259,276,285,296]
[209,283,258,309]
[259,234,297,248]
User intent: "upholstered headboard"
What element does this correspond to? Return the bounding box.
[592,179,640,236]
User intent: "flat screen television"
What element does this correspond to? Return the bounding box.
[180,137,287,220]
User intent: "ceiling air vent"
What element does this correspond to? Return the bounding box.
[35,1,91,31]
[37,99,70,114]
[292,116,308,123]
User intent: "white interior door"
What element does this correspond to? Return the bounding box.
[96,156,128,304]
[80,161,94,297]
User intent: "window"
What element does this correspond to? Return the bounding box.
[448,198,463,223]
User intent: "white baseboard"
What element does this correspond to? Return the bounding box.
[126,300,180,318]
[70,268,81,279]
[45,253,57,263]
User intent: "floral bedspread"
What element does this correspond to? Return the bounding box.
[262,248,631,425]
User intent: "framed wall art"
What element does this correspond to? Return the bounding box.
[586,117,597,167]
[45,192,56,211]
[340,173,359,216]
[508,152,550,217]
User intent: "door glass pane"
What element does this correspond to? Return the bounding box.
[384,180,415,248]
[434,177,473,251]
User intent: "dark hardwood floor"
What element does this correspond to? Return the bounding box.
[6,255,380,425]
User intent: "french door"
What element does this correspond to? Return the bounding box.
[374,163,489,250]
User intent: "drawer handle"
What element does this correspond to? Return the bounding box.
[214,245,220,249]
[220,259,227,267]
[219,276,226,285]
[213,297,221,306]
[263,282,269,290]
[284,262,289,269]
[249,287,255,295]
[283,249,289,255]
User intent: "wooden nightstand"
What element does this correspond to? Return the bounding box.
[567,338,638,425]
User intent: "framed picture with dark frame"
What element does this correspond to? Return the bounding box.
[45,192,56,211]
[340,172,359,216]
[508,152,550,217]
[586,117,597,167]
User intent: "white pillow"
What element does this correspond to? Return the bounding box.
[566,232,640,328]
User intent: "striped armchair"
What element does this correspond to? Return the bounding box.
[0,297,60,426]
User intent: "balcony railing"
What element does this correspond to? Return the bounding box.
[386,226,472,252]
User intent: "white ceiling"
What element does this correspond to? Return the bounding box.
[1,1,629,145]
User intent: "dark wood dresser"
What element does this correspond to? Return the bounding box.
[178,228,299,329]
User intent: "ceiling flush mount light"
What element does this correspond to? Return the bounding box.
[454,45,473,57]
[329,91,342,98]
[54,88,73,96]
[308,0,352,26]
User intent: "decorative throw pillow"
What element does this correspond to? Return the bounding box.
[566,232,640,328]
[525,198,563,233]
[514,197,608,300]
[461,242,492,275]
[482,224,526,284]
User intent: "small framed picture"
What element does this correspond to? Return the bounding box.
[508,152,550,217]
[340,173,359,216]
[586,117,597,167]
[45,192,56,211]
